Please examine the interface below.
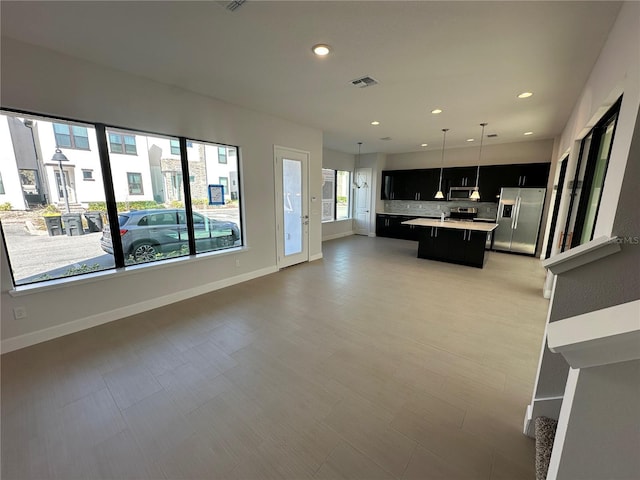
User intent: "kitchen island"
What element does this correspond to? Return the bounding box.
[402,218,498,268]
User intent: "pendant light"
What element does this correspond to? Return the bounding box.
[470,123,487,200]
[353,142,367,188]
[434,128,449,199]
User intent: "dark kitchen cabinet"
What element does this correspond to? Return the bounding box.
[381,171,410,200]
[443,166,478,188]
[518,163,550,187]
[381,162,550,202]
[376,214,421,240]
[477,163,550,202]
[381,169,441,201]
[417,226,488,268]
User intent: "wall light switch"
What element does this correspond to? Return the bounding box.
[13,306,27,320]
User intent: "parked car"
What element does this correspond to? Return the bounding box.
[100,209,240,262]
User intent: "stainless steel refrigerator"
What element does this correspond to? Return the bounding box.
[493,187,546,255]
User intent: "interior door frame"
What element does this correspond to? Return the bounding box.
[274,145,310,269]
[353,167,372,235]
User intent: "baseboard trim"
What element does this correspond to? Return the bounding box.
[309,252,323,262]
[1,265,278,353]
[322,231,354,242]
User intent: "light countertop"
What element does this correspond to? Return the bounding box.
[402,218,498,232]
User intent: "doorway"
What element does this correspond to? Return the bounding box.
[353,168,372,235]
[54,168,77,204]
[274,146,309,268]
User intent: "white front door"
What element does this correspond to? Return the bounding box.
[353,168,372,235]
[274,146,309,268]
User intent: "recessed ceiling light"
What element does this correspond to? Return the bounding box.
[312,44,331,56]
[371,121,380,126]
[421,143,428,147]
[466,138,474,142]
[431,109,443,114]
[518,92,533,99]
[524,131,534,135]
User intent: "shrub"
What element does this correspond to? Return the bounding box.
[87,201,165,212]
[0,202,12,211]
[168,200,184,209]
[42,204,61,216]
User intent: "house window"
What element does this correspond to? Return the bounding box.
[1,110,243,286]
[219,177,228,190]
[322,169,352,222]
[561,98,620,251]
[53,123,90,150]
[127,172,143,195]
[170,139,180,155]
[109,132,137,155]
[0,172,5,195]
[218,147,227,164]
[1,110,115,286]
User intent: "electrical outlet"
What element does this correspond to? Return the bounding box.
[13,306,27,320]
[235,258,240,267]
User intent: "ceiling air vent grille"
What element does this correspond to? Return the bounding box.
[487,133,498,138]
[220,0,246,12]
[350,76,378,88]
[380,137,392,141]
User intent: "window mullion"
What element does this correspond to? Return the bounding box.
[96,124,125,268]
[179,137,196,255]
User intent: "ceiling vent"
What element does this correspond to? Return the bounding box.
[218,0,246,12]
[380,137,392,141]
[487,133,498,138]
[350,76,379,88]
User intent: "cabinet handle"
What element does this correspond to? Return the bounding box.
[523,175,527,185]
[468,230,472,242]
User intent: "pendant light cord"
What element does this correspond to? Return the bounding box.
[438,128,449,191]
[474,123,487,188]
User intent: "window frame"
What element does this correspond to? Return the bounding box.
[170,139,180,155]
[52,122,90,150]
[0,108,244,289]
[82,169,94,181]
[126,172,144,195]
[562,97,621,251]
[218,147,227,164]
[108,131,138,155]
[322,168,352,223]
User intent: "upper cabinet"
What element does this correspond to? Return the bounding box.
[382,162,550,202]
[381,169,441,200]
[443,166,478,188]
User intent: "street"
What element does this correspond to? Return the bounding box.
[2,207,240,285]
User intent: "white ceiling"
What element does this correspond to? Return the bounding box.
[0,1,622,155]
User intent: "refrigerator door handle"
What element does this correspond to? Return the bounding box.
[513,196,522,229]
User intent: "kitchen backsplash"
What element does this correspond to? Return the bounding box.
[383,200,498,219]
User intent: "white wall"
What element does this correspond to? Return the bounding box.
[0,38,323,348]
[322,148,355,240]
[385,138,554,170]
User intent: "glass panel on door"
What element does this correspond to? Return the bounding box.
[283,158,303,256]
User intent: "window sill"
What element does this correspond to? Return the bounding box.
[9,245,247,297]
[322,218,352,224]
[542,235,620,274]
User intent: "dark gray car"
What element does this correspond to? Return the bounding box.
[100,209,240,263]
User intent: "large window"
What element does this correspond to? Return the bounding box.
[1,112,116,285]
[322,168,351,222]
[188,142,241,254]
[53,123,90,150]
[561,98,620,251]
[0,110,243,286]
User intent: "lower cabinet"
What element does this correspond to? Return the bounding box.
[417,227,488,268]
[376,214,420,240]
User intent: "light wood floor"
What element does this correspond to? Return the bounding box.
[1,236,549,480]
